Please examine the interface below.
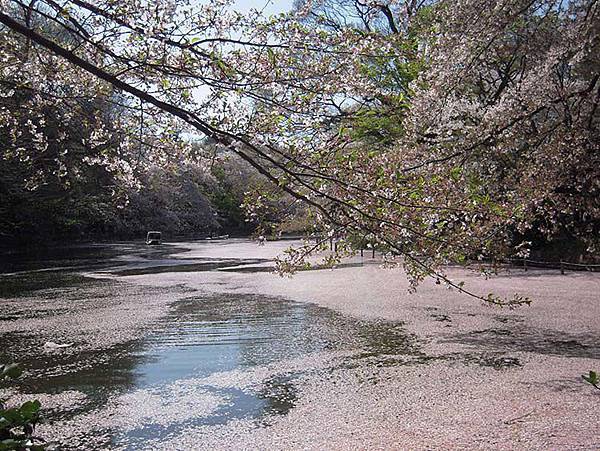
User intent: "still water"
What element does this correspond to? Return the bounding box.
[113,294,418,449]
[0,242,420,449]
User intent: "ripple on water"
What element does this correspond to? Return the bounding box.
[102,293,420,449]
[4,292,420,449]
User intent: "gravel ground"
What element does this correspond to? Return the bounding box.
[1,239,599,450]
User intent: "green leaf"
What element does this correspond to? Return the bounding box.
[582,370,598,385]
[0,364,22,380]
[20,400,41,418]
[0,407,23,425]
[0,417,11,429]
[267,47,276,65]
[450,166,462,182]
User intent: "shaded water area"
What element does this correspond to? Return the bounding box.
[0,241,421,449]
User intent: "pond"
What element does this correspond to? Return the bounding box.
[0,241,422,449]
[109,293,420,449]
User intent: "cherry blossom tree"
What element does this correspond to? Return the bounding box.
[0,0,597,304]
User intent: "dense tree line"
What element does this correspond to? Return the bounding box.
[0,77,256,244]
[0,7,263,244]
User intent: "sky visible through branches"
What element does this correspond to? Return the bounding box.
[226,0,294,15]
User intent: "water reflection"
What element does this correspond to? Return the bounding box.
[0,242,190,275]
[107,293,419,448]
[0,242,421,449]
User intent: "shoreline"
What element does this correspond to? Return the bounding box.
[1,239,599,449]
